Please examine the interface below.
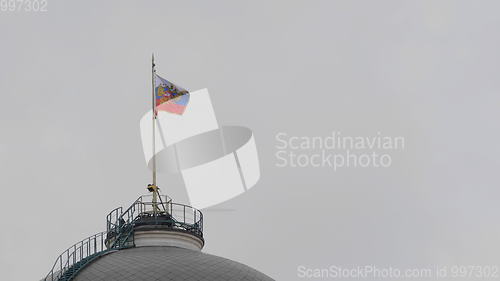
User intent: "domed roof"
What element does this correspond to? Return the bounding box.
[72,246,274,281]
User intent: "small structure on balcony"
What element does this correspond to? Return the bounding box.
[105,194,204,251]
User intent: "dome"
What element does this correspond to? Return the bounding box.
[72,246,273,281]
[43,194,274,281]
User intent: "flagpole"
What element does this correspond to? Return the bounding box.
[152,53,157,186]
[151,53,159,213]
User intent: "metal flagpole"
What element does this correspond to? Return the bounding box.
[150,53,159,213]
[152,54,157,186]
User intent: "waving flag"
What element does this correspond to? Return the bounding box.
[155,74,190,115]
[140,88,261,209]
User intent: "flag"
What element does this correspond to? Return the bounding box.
[155,74,190,115]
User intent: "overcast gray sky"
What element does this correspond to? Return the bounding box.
[1,1,500,280]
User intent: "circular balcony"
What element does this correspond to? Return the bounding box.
[105,195,204,249]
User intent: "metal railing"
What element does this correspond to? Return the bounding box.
[107,195,203,238]
[44,232,109,281]
[45,195,204,281]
